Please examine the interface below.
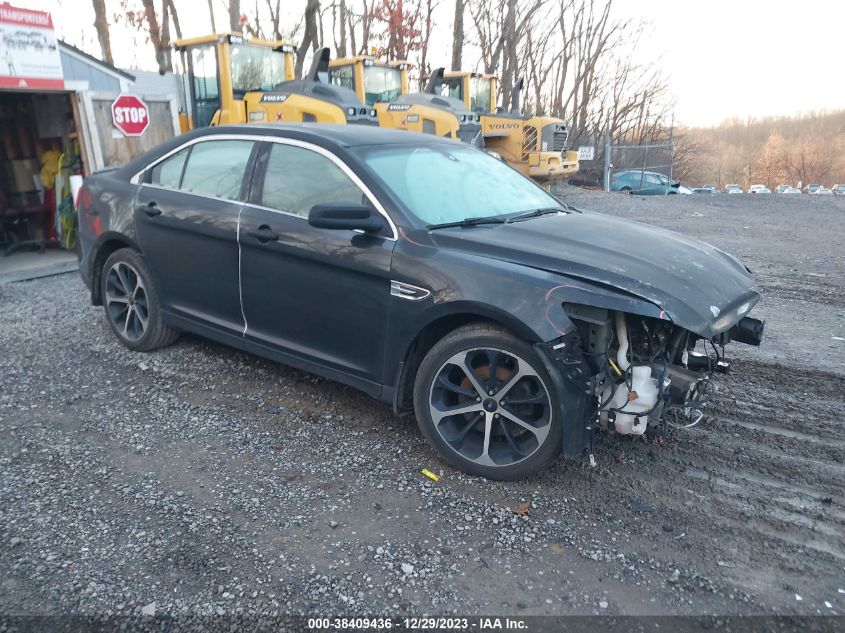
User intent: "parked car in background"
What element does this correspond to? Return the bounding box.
[813,187,834,196]
[832,184,845,196]
[775,184,790,193]
[748,185,772,194]
[677,185,693,195]
[782,187,801,194]
[692,187,714,194]
[804,184,822,194]
[724,184,742,194]
[611,170,681,195]
[75,124,765,480]
[702,185,718,193]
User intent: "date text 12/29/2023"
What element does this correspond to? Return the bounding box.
[307,617,528,630]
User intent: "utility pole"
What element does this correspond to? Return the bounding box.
[668,112,675,180]
[603,133,612,192]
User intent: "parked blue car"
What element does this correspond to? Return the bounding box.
[611,170,681,195]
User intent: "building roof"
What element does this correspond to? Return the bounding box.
[58,41,135,82]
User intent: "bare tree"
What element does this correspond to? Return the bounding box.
[92,0,114,65]
[207,0,217,31]
[266,0,282,39]
[228,0,241,31]
[295,0,321,78]
[418,0,438,88]
[450,0,463,71]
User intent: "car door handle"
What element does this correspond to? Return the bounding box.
[137,201,161,217]
[246,225,279,243]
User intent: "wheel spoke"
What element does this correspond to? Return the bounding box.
[123,306,133,335]
[135,306,148,329]
[115,264,132,295]
[458,352,487,398]
[453,412,484,442]
[478,412,495,465]
[105,290,129,304]
[498,416,528,458]
[436,373,477,398]
[431,400,483,424]
[496,365,534,401]
[503,392,547,405]
[485,350,501,392]
[499,408,550,444]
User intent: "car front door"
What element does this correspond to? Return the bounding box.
[238,140,396,391]
[134,137,258,334]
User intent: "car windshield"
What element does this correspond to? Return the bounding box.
[229,44,286,97]
[363,65,402,105]
[357,145,564,226]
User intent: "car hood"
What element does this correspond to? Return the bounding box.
[429,211,761,338]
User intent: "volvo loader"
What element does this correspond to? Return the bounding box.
[440,71,580,183]
[174,34,377,131]
[327,56,482,145]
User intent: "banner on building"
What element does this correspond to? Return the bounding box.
[0,4,64,90]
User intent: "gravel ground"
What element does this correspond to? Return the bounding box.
[1,191,844,620]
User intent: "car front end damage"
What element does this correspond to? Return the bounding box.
[537,302,764,457]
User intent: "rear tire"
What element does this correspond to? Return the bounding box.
[100,248,179,352]
[413,323,562,480]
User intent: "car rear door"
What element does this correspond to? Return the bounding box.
[238,140,396,391]
[134,137,258,334]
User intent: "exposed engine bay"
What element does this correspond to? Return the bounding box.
[565,304,765,436]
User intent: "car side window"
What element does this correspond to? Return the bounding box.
[260,143,365,217]
[180,139,255,200]
[150,147,189,188]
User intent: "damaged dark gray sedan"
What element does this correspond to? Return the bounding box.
[76,124,764,480]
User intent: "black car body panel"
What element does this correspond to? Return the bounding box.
[77,124,764,463]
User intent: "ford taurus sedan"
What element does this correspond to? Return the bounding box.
[77,125,764,480]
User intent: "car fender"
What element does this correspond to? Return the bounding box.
[384,241,668,389]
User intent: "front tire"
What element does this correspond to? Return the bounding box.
[413,323,563,480]
[100,248,179,352]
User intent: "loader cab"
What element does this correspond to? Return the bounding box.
[441,72,497,115]
[175,33,296,129]
[327,57,409,106]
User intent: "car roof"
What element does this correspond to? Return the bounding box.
[115,123,459,178]
[186,123,455,149]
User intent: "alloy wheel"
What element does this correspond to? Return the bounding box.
[105,261,148,341]
[428,347,552,467]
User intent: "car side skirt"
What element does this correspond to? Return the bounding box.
[164,312,386,400]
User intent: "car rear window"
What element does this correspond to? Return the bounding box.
[150,148,189,188]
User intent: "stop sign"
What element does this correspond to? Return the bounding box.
[111,95,150,136]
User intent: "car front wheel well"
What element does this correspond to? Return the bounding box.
[393,314,510,416]
[91,238,135,305]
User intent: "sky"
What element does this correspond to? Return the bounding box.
[18,0,845,127]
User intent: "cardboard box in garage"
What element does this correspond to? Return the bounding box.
[6,159,40,193]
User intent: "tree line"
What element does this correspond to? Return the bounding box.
[673,110,845,188]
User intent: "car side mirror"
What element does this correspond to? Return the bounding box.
[308,202,384,233]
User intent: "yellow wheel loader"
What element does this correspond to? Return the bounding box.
[174,34,377,131]
[326,56,482,145]
[440,71,580,183]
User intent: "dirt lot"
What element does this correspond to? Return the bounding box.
[1,191,843,619]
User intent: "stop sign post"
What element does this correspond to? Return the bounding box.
[111,95,150,136]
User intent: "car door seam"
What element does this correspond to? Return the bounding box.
[237,204,249,336]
